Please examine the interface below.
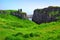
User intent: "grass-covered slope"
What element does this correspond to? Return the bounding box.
[0,13,37,40]
[0,10,60,40]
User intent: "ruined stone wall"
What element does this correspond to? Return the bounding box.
[11,9,27,19]
[0,9,27,19]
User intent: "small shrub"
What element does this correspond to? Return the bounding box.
[30,33,40,37]
[5,36,22,40]
[13,32,23,37]
[5,36,15,40]
[47,37,54,40]
[30,33,34,37]
[56,35,60,40]
[23,34,30,38]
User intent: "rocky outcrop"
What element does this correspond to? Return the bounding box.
[0,9,28,19]
[32,6,60,24]
[11,9,28,19]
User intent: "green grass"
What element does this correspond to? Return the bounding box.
[0,11,60,40]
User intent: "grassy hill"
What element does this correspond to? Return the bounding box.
[0,10,60,40]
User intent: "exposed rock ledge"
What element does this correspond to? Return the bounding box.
[32,6,60,24]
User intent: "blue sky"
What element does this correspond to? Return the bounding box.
[0,0,60,15]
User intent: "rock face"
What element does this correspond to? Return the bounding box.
[11,9,27,19]
[32,6,60,24]
[0,9,27,19]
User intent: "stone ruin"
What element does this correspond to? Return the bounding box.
[0,9,28,19]
[11,9,28,19]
